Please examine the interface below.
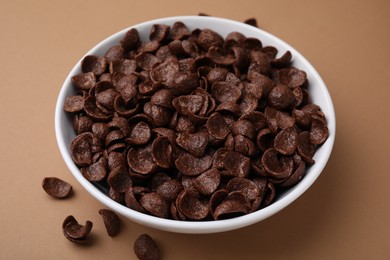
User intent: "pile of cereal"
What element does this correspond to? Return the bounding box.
[64,21,329,221]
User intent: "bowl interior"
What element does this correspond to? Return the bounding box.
[55,16,335,234]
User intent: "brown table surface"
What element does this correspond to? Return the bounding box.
[1,0,389,259]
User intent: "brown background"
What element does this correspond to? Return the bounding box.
[1,0,389,259]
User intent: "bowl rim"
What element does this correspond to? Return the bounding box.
[55,15,336,234]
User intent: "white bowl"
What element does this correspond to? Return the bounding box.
[55,16,335,234]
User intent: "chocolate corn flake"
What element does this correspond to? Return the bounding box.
[124,187,148,213]
[171,21,190,40]
[107,151,126,171]
[206,112,231,140]
[206,67,228,85]
[62,215,93,243]
[227,177,260,202]
[109,187,125,204]
[193,168,220,196]
[222,150,251,178]
[207,46,235,65]
[244,18,258,27]
[197,29,224,51]
[84,96,113,121]
[232,119,255,140]
[71,72,96,90]
[274,126,298,155]
[262,148,294,179]
[176,189,209,220]
[243,37,263,50]
[297,131,316,164]
[271,50,292,68]
[139,192,169,218]
[261,182,276,208]
[277,67,307,88]
[143,102,172,127]
[212,191,251,220]
[156,179,183,202]
[42,177,72,199]
[134,234,161,260]
[99,73,112,83]
[95,89,117,114]
[175,115,196,134]
[151,89,174,109]
[107,166,132,192]
[310,115,329,145]
[268,84,296,110]
[150,24,170,42]
[135,52,161,71]
[279,159,306,188]
[216,101,241,115]
[70,132,101,167]
[110,59,137,75]
[150,56,179,84]
[151,136,173,168]
[127,121,151,145]
[175,131,209,157]
[81,55,107,76]
[234,134,256,157]
[73,115,93,134]
[105,129,125,147]
[104,45,124,63]
[211,81,241,103]
[99,209,121,237]
[64,95,84,113]
[175,152,212,176]
[239,91,258,115]
[127,145,158,175]
[172,95,204,116]
[120,28,140,52]
[81,156,108,182]
[65,21,329,221]
[137,40,160,53]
